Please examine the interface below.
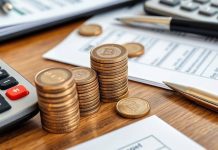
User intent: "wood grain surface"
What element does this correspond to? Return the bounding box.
[0,21,217,150]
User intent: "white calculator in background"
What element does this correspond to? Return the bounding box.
[144,0,218,23]
[0,59,38,133]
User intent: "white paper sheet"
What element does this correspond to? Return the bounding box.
[69,116,205,150]
[43,4,218,95]
[0,0,129,27]
[0,0,133,37]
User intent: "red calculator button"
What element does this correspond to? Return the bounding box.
[6,85,29,100]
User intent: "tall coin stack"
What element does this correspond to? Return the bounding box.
[71,67,100,116]
[35,68,80,134]
[91,44,129,102]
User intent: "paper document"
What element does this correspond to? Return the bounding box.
[0,0,133,37]
[44,4,218,95]
[69,116,205,150]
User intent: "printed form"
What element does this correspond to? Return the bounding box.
[44,4,218,94]
[69,116,205,150]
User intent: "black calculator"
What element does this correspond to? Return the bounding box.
[0,59,38,133]
[144,0,218,23]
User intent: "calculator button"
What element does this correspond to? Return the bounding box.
[0,77,19,90]
[181,2,199,11]
[193,0,210,4]
[211,0,218,7]
[6,85,29,100]
[199,7,217,16]
[0,69,9,80]
[160,0,180,6]
[0,94,11,113]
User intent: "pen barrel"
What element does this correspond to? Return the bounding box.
[170,19,218,38]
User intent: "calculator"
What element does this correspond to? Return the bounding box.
[0,59,38,133]
[144,0,218,23]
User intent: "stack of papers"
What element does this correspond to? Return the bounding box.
[0,0,133,39]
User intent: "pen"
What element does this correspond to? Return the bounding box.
[163,81,218,112]
[116,16,218,38]
[0,0,13,13]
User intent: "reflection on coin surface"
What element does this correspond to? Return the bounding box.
[123,43,145,58]
[78,24,102,36]
[116,97,150,118]
[36,68,72,86]
[91,44,128,63]
[71,67,96,84]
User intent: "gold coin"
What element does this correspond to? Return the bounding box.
[123,43,145,58]
[35,68,74,92]
[37,84,77,99]
[101,91,129,102]
[71,67,97,85]
[116,97,150,119]
[79,94,100,103]
[78,88,99,98]
[79,98,100,109]
[91,58,128,68]
[76,79,98,91]
[80,105,101,117]
[78,24,102,36]
[80,100,100,112]
[92,65,127,74]
[96,67,128,76]
[38,92,77,104]
[100,82,128,91]
[90,44,128,63]
[98,70,128,79]
[77,82,99,94]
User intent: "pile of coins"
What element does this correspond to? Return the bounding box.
[35,68,80,133]
[71,67,101,116]
[91,44,129,102]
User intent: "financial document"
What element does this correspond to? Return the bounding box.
[0,0,132,37]
[44,4,218,94]
[69,116,205,150]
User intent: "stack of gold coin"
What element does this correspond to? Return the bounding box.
[34,68,80,134]
[90,44,129,102]
[71,67,101,116]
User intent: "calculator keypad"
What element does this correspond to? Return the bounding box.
[193,0,210,4]
[0,95,11,113]
[0,69,9,80]
[0,77,18,90]
[181,2,199,11]
[6,85,29,100]
[160,0,181,6]
[199,6,217,16]
[145,0,218,23]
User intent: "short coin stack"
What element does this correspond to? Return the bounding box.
[35,68,80,134]
[71,67,101,116]
[91,44,129,102]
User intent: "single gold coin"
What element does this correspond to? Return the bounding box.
[101,91,129,102]
[116,97,150,119]
[35,68,74,92]
[71,67,96,85]
[123,43,145,58]
[78,24,102,36]
[90,44,128,63]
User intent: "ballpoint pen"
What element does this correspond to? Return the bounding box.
[116,16,218,38]
[0,0,13,13]
[163,81,218,112]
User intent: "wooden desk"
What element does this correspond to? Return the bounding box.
[0,21,217,150]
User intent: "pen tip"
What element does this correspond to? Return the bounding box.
[163,81,187,92]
